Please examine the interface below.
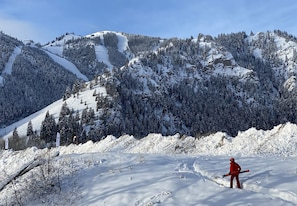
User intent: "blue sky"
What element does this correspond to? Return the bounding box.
[0,0,297,44]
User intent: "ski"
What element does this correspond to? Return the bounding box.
[223,170,250,177]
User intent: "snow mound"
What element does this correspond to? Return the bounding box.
[54,122,297,157]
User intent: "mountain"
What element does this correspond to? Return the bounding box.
[2,30,297,142]
[0,33,84,127]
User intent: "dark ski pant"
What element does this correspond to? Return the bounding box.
[230,175,241,188]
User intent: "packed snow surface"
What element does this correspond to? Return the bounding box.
[1,123,297,205]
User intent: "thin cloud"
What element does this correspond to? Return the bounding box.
[0,15,52,43]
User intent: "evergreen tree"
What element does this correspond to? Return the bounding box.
[88,108,95,125]
[72,80,82,94]
[81,108,88,125]
[9,127,27,150]
[26,120,34,137]
[63,86,72,100]
[59,102,71,121]
[40,111,57,143]
[12,127,19,139]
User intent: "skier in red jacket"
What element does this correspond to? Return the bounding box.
[226,157,241,188]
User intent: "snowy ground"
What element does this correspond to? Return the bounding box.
[1,123,297,206]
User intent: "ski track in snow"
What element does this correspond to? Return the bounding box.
[0,46,22,86]
[3,46,22,75]
[43,50,88,81]
[172,159,297,205]
[2,146,297,205]
[135,191,172,206]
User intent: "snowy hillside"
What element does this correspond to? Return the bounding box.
[246,31,297,91]
[43,50,88,81]
[1,123,297,205]
[0,80,106,138]
[43,31,132,71]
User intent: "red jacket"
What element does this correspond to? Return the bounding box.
[229,161,241,175]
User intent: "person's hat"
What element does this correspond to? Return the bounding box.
[230,158,235,162]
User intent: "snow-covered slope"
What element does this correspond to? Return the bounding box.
[247,31,297,91]
[43,31,132,71]
[0,46,22,86]
[42,33,88,81]
[43,50,88,81]
[0,81,106,137]
[42,33,82,56]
